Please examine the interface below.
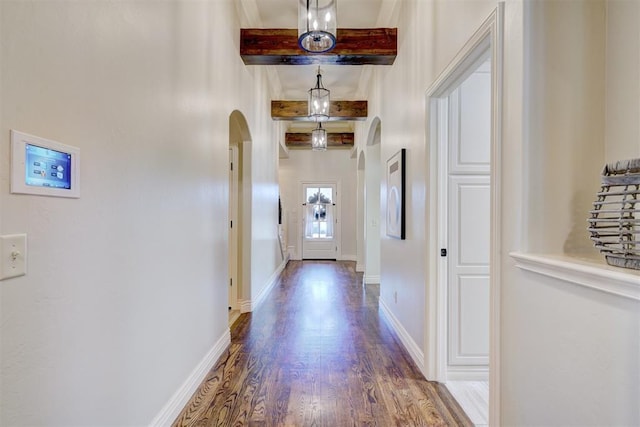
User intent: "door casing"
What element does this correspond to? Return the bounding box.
[425,5,504,425]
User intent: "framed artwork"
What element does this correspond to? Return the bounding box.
[386,148,406,239]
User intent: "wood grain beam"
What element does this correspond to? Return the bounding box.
[241,28,397,65]
[286,132,354,148]
[272,100,367,121]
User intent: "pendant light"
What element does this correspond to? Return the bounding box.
[311,122,327,151]
[308,67,330,122]
[298,0,337,53]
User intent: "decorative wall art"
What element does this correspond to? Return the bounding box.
[589,158,640,270]
[386,148,406,239]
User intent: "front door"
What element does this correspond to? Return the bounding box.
[302,183,337,260]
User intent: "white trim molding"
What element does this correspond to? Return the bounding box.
[243,257,289,313]
[239,299,252,313]
[364,274,381,285]
[150,329,231,426]
[446,365,489,381]
[511,252,640,301]
[379,297,425,374]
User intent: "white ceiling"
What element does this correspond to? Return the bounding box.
[245,0,387,130]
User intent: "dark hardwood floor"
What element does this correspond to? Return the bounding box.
[173,260,472,426]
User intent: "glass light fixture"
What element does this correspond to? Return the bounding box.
[308,67,330,122]
[298,0,337,53]
[311,122,327,151]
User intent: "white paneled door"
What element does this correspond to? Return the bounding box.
[448,176,490,366]
[302,183,337,260]
[444,61,491,373]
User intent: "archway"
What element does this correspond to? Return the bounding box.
[229,110,252,323]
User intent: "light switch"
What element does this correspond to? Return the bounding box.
[0,234,27,280]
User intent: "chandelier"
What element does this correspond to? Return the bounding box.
[311,122,327,151]
[308,67,330,122]
[298,0,337,53]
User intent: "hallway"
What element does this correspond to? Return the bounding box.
[173,261,472,426]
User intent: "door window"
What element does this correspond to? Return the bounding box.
[305,187,334,239]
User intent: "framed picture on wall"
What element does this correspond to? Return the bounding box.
[386,148,406,239]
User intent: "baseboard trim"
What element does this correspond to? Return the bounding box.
[364,274,380,284]
[241,256,289,313]
[239,299,252,314]
[340,254,357,262]
[378,297,425,374]
[150,329,231,426]
[355,263,364,272]
[447,366,489,381]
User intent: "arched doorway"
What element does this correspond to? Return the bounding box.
[229,110,252,324]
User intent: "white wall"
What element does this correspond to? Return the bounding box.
[358,0,639,425]
[364,129,381,283]
[279,149,357,260]
[525,0,605,256]
[605,0,640,162]
[500,1,640,425]
[0,1,279,424]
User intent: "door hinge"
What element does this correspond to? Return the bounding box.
[440,248,447,257]
[230,220,233,228]
[230,278,232,287]
[230,162,233,171]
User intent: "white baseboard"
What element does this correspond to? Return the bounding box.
[340,254,357,262]
[364,274,380,284]
[355,263,364,272]
[239,299,252,313]
[150,329,231,426]
[379,297,425,374]
[240,256,289,313]
[447,365,489,381]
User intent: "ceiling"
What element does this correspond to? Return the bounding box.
[243,0,388,133]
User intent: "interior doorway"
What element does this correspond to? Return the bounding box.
[439,56,491,425]
[426,6,503,426]
[229,110,252,323]
[228,146,239,324]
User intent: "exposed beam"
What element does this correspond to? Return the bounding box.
[286,132,354,148]
[241,28,397,65]
[272,100,367,121]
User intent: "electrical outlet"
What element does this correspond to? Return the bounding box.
[0,234,27,280]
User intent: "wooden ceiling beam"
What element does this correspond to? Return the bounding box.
[272,100,367,121]
[241,28,397,65]
[286,132,354,148]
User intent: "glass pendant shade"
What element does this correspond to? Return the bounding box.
[298,0,337,53]
[308,69,330,122]
[312,123,327,151]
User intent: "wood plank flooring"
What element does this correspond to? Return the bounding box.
[173,260,473,426]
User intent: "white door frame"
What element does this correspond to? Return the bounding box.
[300,180,341,260]
[425,4,503,425]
